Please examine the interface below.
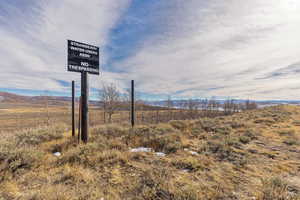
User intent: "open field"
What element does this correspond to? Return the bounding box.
[0,103,159,132]
[0,102,224,133]
[1,105,300,199]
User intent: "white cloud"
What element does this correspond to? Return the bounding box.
[115,0,300,100]
[0,0,131,92]
[2,0,300,100]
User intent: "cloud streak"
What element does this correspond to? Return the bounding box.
[0,0,131,93]
[1,0,300,100]
[110,0,300,100]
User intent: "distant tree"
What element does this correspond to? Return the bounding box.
[121,88,131,122]
[223,99,234,115]
[166,95,174,109]
[208,98,220,117]
[99,82,121,123]
[166,95,174,121]
[245,99,258,110]
[223,99,242,115]
[185,99,199,119]
[200,99,208,117]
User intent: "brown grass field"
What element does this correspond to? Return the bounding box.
[1,104,300,199]
[0,103,135,132]
[0,102,211,133]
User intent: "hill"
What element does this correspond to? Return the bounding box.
[0,92,31,103]
[1,105,300,199]
[0,91,70,106]
[0,92,158,109]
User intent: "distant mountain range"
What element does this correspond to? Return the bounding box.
[144,99,300,108]
[1,91,300,107]
[0,91,72,105]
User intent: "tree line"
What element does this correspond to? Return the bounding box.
[99,82,258,124]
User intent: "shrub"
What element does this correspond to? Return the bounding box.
[244,129,258,140]
[175,185,199,200]
[53,165,95,185]
[14,126,65,147]
[283,139,298,146]
[128,167,174,200]
[236,130,257,145]
[225,136,241,148]
[153,125,175,135]
[108,139,128,151]
[172,157,204,172]
[206,140,248,167]
[292,120,300,126]
[196,118,233,135]
[278,129,295,136]
[215,125,232,135]
[229,120,246,129]
[207,141,227,154]
[143,134,183,154]
[258,177,300,200]
[123,125,177,147]
[190,127,203,136]
[92,125,127,138]
[197,118,216,132]
[254,118,275,125]
[57,143,103,166]
[239,136,251,144]
[58,144,127,168]
[1,148,44,177]
[169,120,188,131]
[133,126,152,136]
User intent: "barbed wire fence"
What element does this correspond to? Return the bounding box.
[0,80,258,133]
[96,81,258,126]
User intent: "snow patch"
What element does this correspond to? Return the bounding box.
[53,152,61,157]
[155,152,166,157]
[130,147,166,157]
[184,148,199,155]
[189,151,199,155]
[182,169,191,173]
[130,147,152,153]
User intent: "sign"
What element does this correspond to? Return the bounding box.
[67,40,99,75]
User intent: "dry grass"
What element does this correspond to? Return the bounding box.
[1,105,300,199]
[0,102,223,133]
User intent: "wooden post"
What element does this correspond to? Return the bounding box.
[103,108,106,124]
[81,72,89,143]
[72,81,75,137]
[131,80,135,127]
[78,97,81,143]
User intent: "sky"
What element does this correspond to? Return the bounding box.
[1,0,300,100]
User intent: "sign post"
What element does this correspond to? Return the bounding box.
[72,80,75,137]
[81,72,88,143]
[67,40,99,143]
[78,97,82,143]
[131,80,135,127]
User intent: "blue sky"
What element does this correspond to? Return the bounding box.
[1,0,300,100]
